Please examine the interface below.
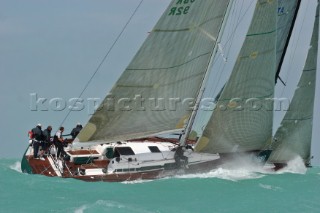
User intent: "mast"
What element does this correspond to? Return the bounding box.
[76,0,233,143]
[275,0,302,84]
[179,0,234,146]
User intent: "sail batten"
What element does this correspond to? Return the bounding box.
[76,0,231,142]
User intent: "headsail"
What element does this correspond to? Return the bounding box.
[268,4,319,164]
[77,0,231,142]
[196,0,277,153]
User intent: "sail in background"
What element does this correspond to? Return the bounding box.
[268,3,319,164]
[196,0,277,153]
[76,0,231,142]
[276,0,301,74]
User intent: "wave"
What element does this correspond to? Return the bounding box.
[259,183,282,191]
[73,200,154,213]
[121,179,154,184]
[175,167,265,181]
[9,161,22,173]
[74,205,87,213]
[73,201,124,213]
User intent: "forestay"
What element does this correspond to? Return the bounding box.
[196,0,277,153]
[76,0,231,142]
[268,4,319,164]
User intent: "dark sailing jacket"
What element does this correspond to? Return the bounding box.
[71,126,82,139]
[43,129,51,142]
[31,126,43,141]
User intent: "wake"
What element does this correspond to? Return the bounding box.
[175,167,264,181]
[273,156,307,174]
[120,155,309,183]
[6,157,307,184]
[176,154,266,181]
[175,155,308,181]
[122,179,154,184]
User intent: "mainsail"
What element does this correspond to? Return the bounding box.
[77,0,231,142]
[276,0,301,82]
[268,4,319,164]
[196,0,277,153]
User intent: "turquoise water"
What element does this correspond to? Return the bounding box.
[1,158,319,213]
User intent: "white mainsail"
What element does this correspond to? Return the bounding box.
[77,0,231,142]
[276,0,301,78]
[268,4,319,164]
[196,0,277,153]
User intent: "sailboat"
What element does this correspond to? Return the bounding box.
[21,0,316,181]
[267,1,319,170]
[194,0,302,159]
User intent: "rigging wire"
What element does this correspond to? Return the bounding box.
[59,0,144,127]
[211,0,256,66]
[205,0,255,102]
[195,0,254,131]
[195,0,240,129]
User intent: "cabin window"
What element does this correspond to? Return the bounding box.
[148,146,161,153]
[115,147,135,155]
[106,147,113,159]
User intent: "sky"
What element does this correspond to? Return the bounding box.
[0,0,319,165]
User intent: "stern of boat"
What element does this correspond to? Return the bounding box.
[21,145,33,174]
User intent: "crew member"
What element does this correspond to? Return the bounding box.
[42,125,52,154]
[55,127,65,159]
[174,146,188,168]
[31,124,44,160]
[70,123,82,139]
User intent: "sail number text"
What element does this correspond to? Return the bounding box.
[168,0,195,16]
[278,7,285,15]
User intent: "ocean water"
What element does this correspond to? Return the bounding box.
[1,158,319,213]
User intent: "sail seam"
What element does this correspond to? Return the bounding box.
[277,24,293,31]
[153,28,190,32]
[126,52,210,71]
[283,116,312,121]
[152,15,224,33]
[239,48,274,59]
[246,29,276,37]
[162,71,205,87]
[116,71,205,88]
[216,93,274,102]
[303,68,316,72]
